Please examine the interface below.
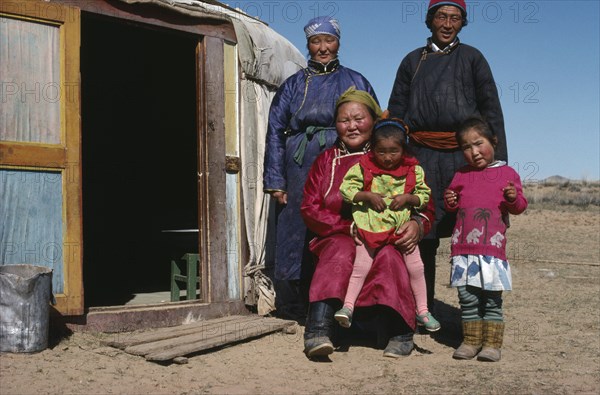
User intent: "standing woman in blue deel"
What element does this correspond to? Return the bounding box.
[263,16,377,321]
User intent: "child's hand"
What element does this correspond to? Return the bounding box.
[444,189,458,207]
[389,194,416,211]
[366,192,387,212]
[503,181,517,202]
[354,191,387,211]
[389,194,409,210]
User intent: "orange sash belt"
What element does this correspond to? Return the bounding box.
[409,131,459,150]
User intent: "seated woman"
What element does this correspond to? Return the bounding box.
[300,88,434,358]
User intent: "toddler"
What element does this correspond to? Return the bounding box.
[337,119,440,332]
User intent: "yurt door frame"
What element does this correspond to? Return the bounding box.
[0,1,83,314]
[1,0,242,317]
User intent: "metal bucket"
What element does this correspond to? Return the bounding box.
[0,264,53,353]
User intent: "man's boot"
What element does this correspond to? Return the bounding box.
[303,301,337,358]
[477,321,504,362]
[453,320,483,360]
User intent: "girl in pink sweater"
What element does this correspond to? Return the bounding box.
[444,118,527,362]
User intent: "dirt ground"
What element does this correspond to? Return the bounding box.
[1,207,599,395]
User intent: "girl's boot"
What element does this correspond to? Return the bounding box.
[453,320,483,360]
[477,320,505,362]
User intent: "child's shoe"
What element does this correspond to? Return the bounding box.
[334,307,353,328]
[416,312,441,332]
[477,321,505,362]
[453,320,483,360]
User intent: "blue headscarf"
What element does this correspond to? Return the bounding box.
[304,16,341,40]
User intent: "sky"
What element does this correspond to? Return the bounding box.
[226,0,600,181]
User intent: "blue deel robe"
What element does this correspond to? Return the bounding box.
[263,63,377,280]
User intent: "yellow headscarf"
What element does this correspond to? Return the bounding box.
[335,87,382,118]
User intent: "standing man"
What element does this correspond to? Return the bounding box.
[387,0,507,312]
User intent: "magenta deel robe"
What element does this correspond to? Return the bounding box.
[301,147,434,330]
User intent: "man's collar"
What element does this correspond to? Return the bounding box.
[427,37,460,54]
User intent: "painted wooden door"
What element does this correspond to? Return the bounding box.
[0,0,83,314]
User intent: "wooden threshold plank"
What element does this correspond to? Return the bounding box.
[104,315,248,349]
[124,316,265,356]
[145,318,293,361]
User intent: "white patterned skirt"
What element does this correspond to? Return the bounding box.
[450,255,512,291]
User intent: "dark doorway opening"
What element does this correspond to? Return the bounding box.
[81,14,199,307]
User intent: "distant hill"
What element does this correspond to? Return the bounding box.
[524,175,600,187]
[543,175,571,184]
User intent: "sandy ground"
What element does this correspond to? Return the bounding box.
[1,207,599,395]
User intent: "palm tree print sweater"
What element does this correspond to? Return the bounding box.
[444,162,528,260]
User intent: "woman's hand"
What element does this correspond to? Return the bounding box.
[270,191,288,205]
[351,223,363,246]
[393,220,420,254]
